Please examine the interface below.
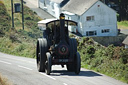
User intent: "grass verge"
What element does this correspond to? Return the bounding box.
[0,73,12,85]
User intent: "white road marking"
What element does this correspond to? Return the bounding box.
[18,65,33,70]
[40,73,56,80]
[3,57,34,64]
[63,83,68,85]
[0,60,12,65]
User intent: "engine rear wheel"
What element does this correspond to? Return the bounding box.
[70,38,77,58]
[66,64,74,72]
[67,38,77,72]
[36,38,47,72]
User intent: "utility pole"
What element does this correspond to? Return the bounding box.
[11,0,24,30]
[21,0,24,30]
[11,0,14,28]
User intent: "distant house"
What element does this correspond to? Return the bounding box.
[122,36,128,48]
[38,0,118,36]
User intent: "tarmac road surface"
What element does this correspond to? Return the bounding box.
[0,52,128,85]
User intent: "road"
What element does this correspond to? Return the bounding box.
[0,52,128,85]
[120,29,128,35]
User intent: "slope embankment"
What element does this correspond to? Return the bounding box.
[0,0,42,58]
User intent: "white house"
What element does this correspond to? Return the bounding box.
[38,0,118,36]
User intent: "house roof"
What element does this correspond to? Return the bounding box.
[50,0,63,3]
[62,0,98,15]
[122,36,128,45]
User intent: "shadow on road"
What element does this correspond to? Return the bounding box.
[51,70,102,77]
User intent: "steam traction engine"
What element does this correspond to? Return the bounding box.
[36,13,81,75]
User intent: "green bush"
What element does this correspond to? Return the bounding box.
[78,37,128,83]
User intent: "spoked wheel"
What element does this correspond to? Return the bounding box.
[75,52,81,75]
[45,52,52,75]
[36,38,47,72]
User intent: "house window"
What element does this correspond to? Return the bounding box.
[102,29,110,33]
[86,31,97,36]
[86,16,94,21]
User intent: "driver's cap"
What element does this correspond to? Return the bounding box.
[60,13,65,19]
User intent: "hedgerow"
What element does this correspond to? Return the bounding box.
[78,37,128,83]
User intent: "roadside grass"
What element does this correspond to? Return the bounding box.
[0,36,36,58]
[0,73,12,85]
[118,21,128,29]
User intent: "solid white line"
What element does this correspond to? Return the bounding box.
[0,60,12,65]
[18,65,33,70]
[63,83,68,85]
[40,73,56,80]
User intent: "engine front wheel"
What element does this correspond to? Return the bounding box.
[45,52,52,75]
[74,52,81,75]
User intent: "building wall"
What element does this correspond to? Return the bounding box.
[39,0,45,9]
[93,35,127,46]
[64,13,80,32]
[39,0,60,18]
[54,3,61,19]
[125,45,128,48]
[80,1,117,36]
